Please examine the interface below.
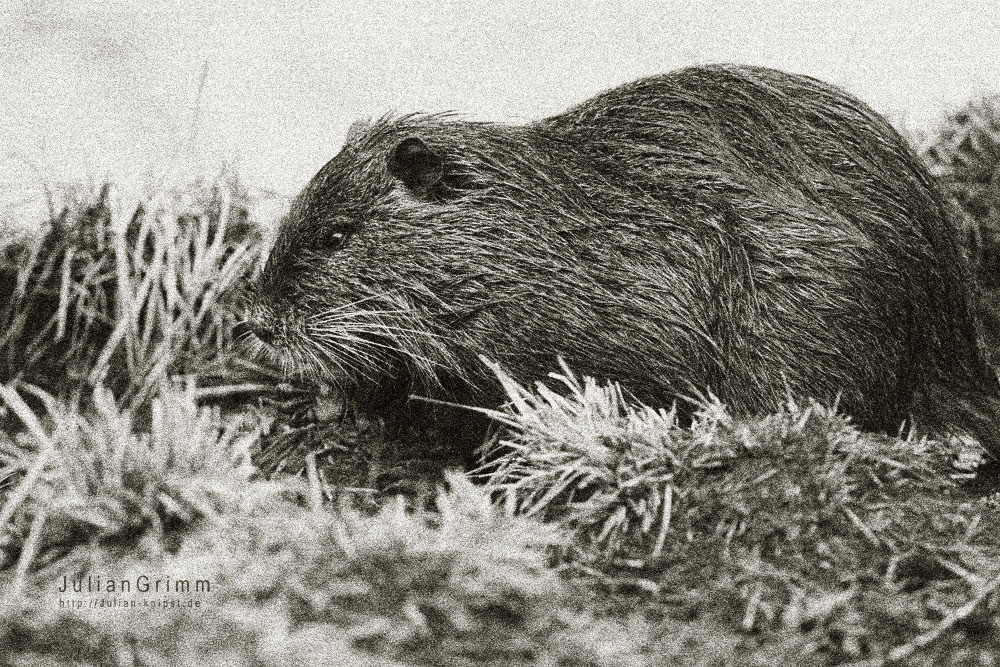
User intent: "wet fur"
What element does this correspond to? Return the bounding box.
[246,64,1000,456]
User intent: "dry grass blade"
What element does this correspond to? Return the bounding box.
[6,509,46,601]
[0,384,55,560]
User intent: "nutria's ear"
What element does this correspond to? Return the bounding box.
[389,137,444,191]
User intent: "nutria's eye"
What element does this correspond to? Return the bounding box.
[316,225,352,252]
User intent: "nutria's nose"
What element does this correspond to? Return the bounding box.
[251,324,277,345]
[232,321,252,340]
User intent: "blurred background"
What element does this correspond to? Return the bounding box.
[2,0,1000,223]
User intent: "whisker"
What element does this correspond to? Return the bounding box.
[310,327,442,370]
[315,293,386,315]
[306,317,444,343]
[338,323,445,340]
[304,292,406,322]
[308,327,388,365]
[316,336,383,371]
[305,340,352,383]
[307,308,413,325]
[312,338,379,384]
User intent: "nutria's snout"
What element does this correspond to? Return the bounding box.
[232,320,254,343]
[233,288,422,401]
[233,303,290,347]
[232,294,311,373]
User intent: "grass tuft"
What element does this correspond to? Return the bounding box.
[922,97,1000,358]
[480,363,1000,664]
[0,382,265,578]
[0,174,270,412]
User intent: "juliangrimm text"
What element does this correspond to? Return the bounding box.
[58,575,211,594]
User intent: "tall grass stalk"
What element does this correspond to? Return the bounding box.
[0,174,272,413]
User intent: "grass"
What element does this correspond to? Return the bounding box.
[1,106,1000,665]
[0,174,269,410]
[920,96,1000,359]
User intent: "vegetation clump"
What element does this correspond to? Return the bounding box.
[921,96,1000,357]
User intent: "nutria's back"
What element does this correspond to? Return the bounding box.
[244,64,1000,458]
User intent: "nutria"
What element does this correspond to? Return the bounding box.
[242,64,1000,459]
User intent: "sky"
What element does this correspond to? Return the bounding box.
[2,0,1000,223]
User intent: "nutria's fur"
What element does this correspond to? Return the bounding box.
[244,64,1000,457]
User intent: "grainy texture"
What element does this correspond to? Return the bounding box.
[244,64,1000,456]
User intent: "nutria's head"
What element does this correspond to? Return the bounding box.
[240,115,588,410]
